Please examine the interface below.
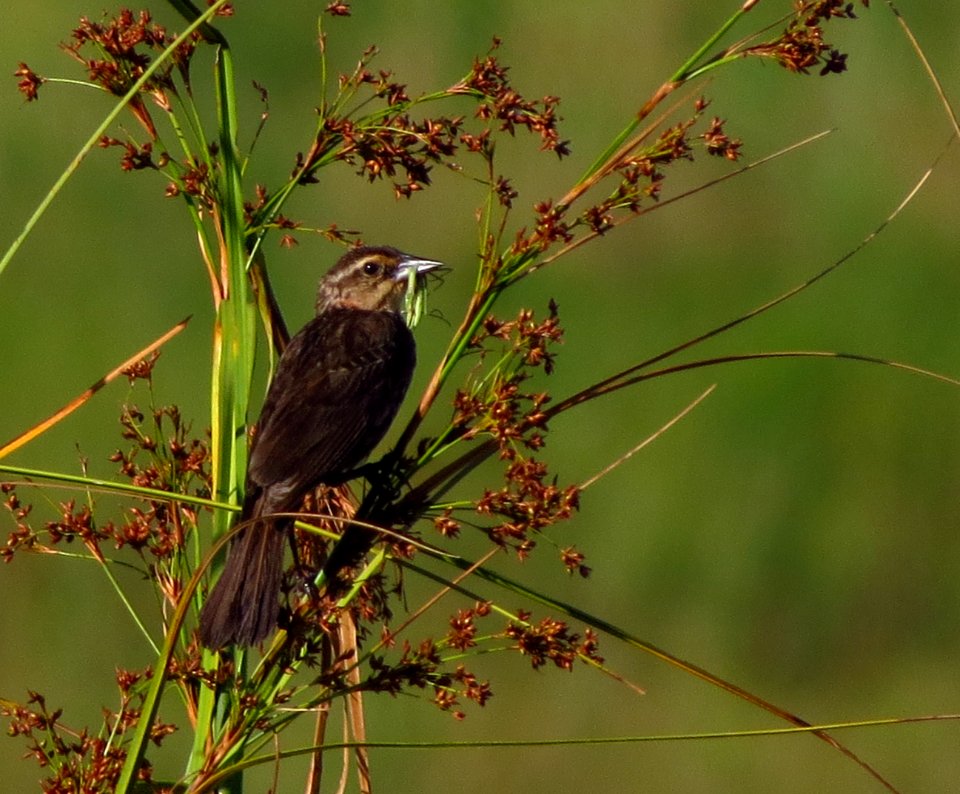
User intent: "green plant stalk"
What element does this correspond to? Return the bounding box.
[187,37,257,788]
[0,462,233,512]
[398,239,541,464]
[443,549,895,786]
[580,2,753,185]
[394,280,504,460]
[103,550,164,656]
[192,713,950,792]
[108,7,238,784]
[163,94,220,278]
[114,523,218,793]
[670,3,753,83]
[207,49,253,526]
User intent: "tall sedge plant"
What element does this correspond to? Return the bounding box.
[4,2,956,792]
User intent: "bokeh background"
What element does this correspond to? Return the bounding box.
[2,2,959,791]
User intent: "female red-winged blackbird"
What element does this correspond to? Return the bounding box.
[199,246,442,648]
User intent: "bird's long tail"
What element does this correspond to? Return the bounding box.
[199,512,287,649]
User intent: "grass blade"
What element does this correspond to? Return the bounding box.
[0,317,190,460]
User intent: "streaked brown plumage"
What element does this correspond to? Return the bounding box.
[199,246,442,648]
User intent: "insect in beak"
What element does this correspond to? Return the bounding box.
[396,256,445,327]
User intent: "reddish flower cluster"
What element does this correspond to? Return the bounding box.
[46,500,112,561]
[579,100,741,235]
[113,405,210,490]
[527,199,574,252]
[444,601,491,651]
[477,458,580,556]
[14,62,44,101]
[489,301,564,373]
[505,612,603,671]
[351,570,398,630]
[167,637,234,689]
[701,117,743,161]
[288,44,486,202]
[745,0,866,75]
[164,156,216,205]
[243,184,302,239]
[1,681,175,792]
[454,46,570,157]
[493,174,519,208]
[560,545,591,578]
[433,509,461,539]
[1,483,33,562]
[120,350,162,382]
[3,496,115,564]
[455,303,562,449]
[98,137,165,172]
[449,303,582,559]
[443,665,493,718]
[332,114,463,198]
[65,10,174,83]
[366,637,491,717]
[60,9,203,138]
[805,0,869,21]
[3,402,208,567]
[111,667,176,747]
[109,404,209,558]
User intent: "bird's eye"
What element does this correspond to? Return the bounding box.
[362,261,381,276]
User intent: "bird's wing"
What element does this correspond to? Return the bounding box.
[246,308,415,505]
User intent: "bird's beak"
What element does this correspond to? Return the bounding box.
[394,256,445,280]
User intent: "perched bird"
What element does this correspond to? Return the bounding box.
[199,246,443,648]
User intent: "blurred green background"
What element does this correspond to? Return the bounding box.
[2,2,959,791]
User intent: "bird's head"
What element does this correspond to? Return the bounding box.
[315,246,444,316]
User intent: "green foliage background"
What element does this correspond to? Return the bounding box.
[1,2,959,791]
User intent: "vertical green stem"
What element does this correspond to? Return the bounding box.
[188,39,256,792]
[103,4,241,790]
